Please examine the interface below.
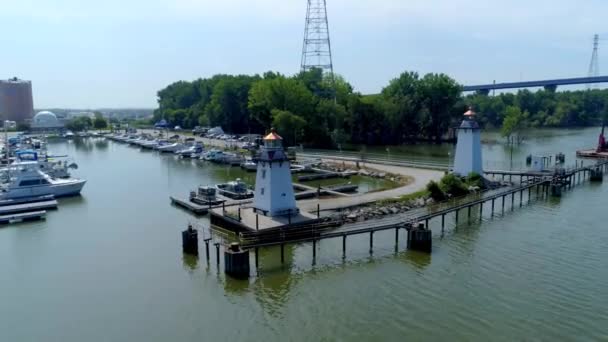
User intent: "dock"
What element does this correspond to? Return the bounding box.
[170,196,209,215]
[0,211,46,224]
[0,200,58,215]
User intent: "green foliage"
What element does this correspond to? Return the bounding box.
[271,109,307,145]
[426,180,446,201]
[466,172,483,188]
[156,70,462,147]
[65,116,92,132]
[501,105,527,143]
[439,173,469,197]
[468,89,608,129]
[93,113,108,130]
[16,122,30,132]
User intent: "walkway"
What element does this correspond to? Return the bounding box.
[296,158,444,212]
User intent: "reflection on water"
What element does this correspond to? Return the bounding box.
[1,131,607,341]
[182,253,199,272]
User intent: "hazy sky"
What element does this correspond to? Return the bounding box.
[1,0,607,109]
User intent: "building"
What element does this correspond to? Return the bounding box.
[252,129,298,217]
[0,78,34,122]
[31,111,64,131]
[453,108,483,176]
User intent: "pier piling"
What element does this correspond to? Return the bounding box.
[204,238,211,261]
[369,231,374,254]
[214,243,220,265]
[342,234,346,257]
[181,225,198,255]
[280,243,285,264]
[407,223,432,253]
[224,243,250,279]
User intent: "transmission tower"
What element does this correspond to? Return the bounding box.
[300,0,335,95]
[588,34,600,89]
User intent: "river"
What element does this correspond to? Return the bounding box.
[0,128,606,341]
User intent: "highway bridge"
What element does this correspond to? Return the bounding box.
[463,76,608,92]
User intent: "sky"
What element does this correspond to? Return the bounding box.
[1,0,608,109]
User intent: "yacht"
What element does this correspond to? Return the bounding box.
[176,142,204,158]
[157,142,185,153]
[11,150,76,179]
[0,161,86,200]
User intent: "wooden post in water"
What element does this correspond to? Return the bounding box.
[441,214,445,229]
[395,227,399,248]
[425,218,429,229]
[502,195,506,214]
[317,203,320,218]
[312,239,317,262]
[255,247,259,270]
[519,189,523,207]
[256,214,259,231]
[342,234,347,258]
[455,209,459,223]
[468,205,472,218]
[511,192,515,211]
[214,243,220,266]
[369,231,374,254]
[491,198,495,216]
[479,202,483,219]
[280,243,284,264]
[204,238,211,261]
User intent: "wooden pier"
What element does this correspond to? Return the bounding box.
[192,159,608,278]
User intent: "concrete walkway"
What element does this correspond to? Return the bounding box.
[297,158,444,212]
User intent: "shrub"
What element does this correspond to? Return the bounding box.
[426,180,446,201]
[440,174,469,197]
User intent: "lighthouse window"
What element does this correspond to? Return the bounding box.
[261,188,265,195]
[262,170,266,179]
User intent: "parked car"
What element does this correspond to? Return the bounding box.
[174,125,182,130]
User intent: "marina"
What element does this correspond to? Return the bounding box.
[2,129,608,341]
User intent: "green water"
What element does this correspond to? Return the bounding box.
[1,128,607,341]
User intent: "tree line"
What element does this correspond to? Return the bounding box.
[155,69,608,147]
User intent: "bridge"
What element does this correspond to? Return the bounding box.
[463,75,608,93]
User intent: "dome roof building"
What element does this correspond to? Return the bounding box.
[32,111,64,130]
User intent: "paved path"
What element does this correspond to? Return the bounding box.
[297,158,444,212]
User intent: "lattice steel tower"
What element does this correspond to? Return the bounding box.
[300,0,335,77]
[588,34,600,89]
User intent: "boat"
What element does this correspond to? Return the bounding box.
[11,150,76,179]
[157,142,185,153]
[63,131,75,139]
[240,158,257,172]
[215,179,254,199]
[0,161,86,200]
[201,149,223,161]
[189,186,225,206]
[176,142,204,158]
[218,153,243,166]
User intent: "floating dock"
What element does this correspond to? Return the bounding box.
[0,211,46,224]
[0,200,58,215]
[170,196,209,215]
[576,149,608,159]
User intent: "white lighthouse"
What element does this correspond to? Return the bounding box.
[253,129,298,217]
[453,108,483,176]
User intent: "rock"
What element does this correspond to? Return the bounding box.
[378,173,386,178]
[347,213,358,220]
[415,198,425,207]
[390,207,399,214]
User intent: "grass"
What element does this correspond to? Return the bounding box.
[377,189,430,205]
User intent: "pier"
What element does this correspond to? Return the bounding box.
[190,158,608,278]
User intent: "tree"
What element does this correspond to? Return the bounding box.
[66,116,92,132]
[501,106,527,144]
[271,109,306,146]
[93,113,108,130]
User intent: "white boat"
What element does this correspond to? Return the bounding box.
[11,150,76,179]
[240,158,257,172]
[218,152,243,166]
[63,131,75,139]
[201,149,223,161]
[157,142,185,153]
[176,142,204,158]
[0,161,86,200]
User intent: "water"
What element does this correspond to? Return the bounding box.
[1,129,607,341]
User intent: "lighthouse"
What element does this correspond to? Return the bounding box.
[453,108,483,176]
[253,129,298,217]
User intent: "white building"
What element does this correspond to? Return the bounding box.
[252,129,298,217]
[31,111,64,130]
[453,108,483,176]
